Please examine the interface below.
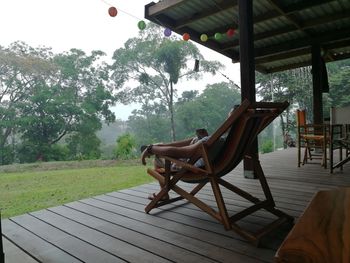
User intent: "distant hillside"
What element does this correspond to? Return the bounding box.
[97,120,128,146]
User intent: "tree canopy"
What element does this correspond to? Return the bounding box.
[128,81,241,146]
[110,23,224,141]
[0,42,116,163]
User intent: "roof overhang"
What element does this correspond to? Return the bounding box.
[145,0,350,73]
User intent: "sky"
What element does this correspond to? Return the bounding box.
[0,0,241,120]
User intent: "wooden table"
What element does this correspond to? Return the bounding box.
[275,188,350,263]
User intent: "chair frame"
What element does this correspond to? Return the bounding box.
[144,100,294,245]
[329,106,350,173]
[296,109,328,168]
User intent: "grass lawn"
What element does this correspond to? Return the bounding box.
[0,160,154,218]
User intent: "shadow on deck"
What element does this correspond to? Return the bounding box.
[2,148,350,263]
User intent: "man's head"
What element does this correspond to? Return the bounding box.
[196,128,209,139]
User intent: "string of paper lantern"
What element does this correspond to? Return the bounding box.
[102,0,236,41]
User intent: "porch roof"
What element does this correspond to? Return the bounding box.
[145,0,350,73]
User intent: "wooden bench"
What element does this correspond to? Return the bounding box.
[275,187,350,263]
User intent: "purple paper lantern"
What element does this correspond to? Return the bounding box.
[164,28,172,37]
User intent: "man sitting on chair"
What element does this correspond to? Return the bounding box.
[141,106,238,200]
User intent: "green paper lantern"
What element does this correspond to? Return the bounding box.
[138,20,146,30]
[214,33,222,41]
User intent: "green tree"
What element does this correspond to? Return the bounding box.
[127,81,241,147]
[175,82,241,138]
[128,102,171,146]
[110,23,223,141]
[0,42,116,163]
[325,59,350,110]
[0,42,57,163]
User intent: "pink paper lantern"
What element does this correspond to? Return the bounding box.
[108,7,118,17]
[226,28,235,38]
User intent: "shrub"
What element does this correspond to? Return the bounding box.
[114,133,137,159]
[260,139,274,154]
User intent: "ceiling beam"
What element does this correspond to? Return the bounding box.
[282,0,336,14]
[254,27,350,59]
[174,0,238,30]
[266,0,302,30]
[300,9,350,28]
[243,50,350,74]
[253,0,337,24]
[255,48,311,64]
[145,0,188,17]
[265,61,311,73]
[255,39,350,66]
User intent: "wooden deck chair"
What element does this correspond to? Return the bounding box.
[296,109,328,167]
[330,106,350,173]
[143,100,294,245]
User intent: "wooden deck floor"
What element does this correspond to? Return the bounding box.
[2,148,350,263]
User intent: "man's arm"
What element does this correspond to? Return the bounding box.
[155,137,194,147]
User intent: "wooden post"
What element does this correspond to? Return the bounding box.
[238,0,257,179]
[311,45,323,125]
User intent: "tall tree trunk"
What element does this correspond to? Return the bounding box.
[170,81,176,141]
[280,115,287,149]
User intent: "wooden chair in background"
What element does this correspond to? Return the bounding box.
[330,106,350,173]
[143,100,294,245]
[296,110,328,167]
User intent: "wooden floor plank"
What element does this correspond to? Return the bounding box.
[49,205,220,263]
[2,219,82,263]
[75,197,275,261]
[55,202,261,263]
[11,214,126,263]
[29,210,169,263]
[3,237,39,263]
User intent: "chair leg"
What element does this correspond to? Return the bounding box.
[307,144,312,161]
[145,168,180,213]
[171,184,222,222]
[302,144,309,165]
[330,143,334,173]
[210,177,231,230]
[253,158,275,205]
